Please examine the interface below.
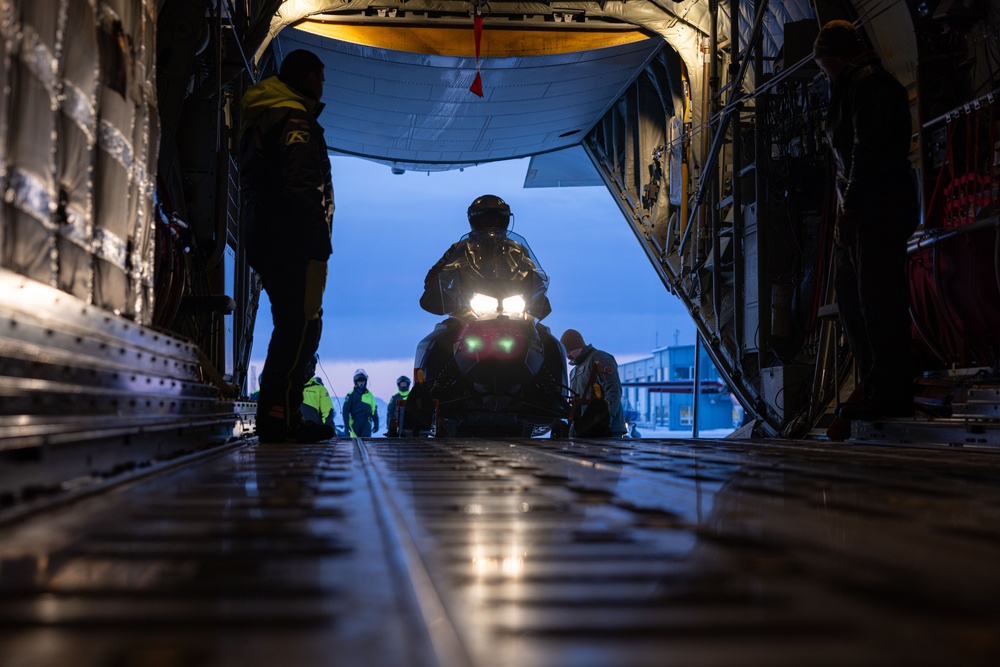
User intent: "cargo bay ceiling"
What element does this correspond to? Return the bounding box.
[252,0,726,173]
[279,19,663,172]
[245,1,825,174]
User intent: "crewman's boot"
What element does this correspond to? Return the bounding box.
[285,421,335,443]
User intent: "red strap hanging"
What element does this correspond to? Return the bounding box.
[474,12,483,60]
[469,12,484,97]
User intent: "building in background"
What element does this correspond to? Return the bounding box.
[620,343,740,433]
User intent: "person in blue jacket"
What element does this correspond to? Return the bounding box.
[343,369,379,437]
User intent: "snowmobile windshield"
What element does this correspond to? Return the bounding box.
[433,228,551,319]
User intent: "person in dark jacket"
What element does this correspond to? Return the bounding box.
[813,21,918,420]
[240,49,335,443]
[386,375,411,433]
[560,329,625,438]
[343,369,379,437]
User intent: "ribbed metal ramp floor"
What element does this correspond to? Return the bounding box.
[2,437,1000,666]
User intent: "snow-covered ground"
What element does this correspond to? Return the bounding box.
[370,419,738,440]
[627,423,736,440]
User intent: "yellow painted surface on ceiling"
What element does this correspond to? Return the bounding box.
[297,19,652,57]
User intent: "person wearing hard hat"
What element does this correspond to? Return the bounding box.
[343,369,379,437]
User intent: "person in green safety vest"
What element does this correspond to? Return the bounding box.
[343,369,379,437]
[386,375,411,435]
[249,373,262,401]
[301,354,336,430]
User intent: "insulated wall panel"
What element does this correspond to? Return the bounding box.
[3,1,61,285]
[0,0,14,254]
[92,126,131,314]
[129,96,156,323]
[127,0,156,325]
[93,253,128,315]
[92,1,136,316]
[56,0,99,302]
[1,0,156,320]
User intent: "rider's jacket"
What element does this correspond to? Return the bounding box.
[419,227,552,319]
[301,376,335,426]
[343,388,379,437]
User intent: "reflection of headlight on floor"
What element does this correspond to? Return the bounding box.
[470,293,498,315]
[501,295,526,315]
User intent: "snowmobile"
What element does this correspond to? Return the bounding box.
[410,228,570,437]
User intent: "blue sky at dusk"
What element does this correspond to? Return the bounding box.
[250,155,695,402]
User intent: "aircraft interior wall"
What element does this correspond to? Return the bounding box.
[0,0,244,500]
[584,0,1000,437]
[0,0,158,323]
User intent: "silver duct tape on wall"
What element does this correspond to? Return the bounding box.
[0,0,156,325]
[4,3,60,286]
[0,2,14,259]
[129,1,157,323]
[58,0,99,304]
[94,1,136,319]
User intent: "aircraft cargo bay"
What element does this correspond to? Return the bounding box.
[2,435,999,667]
[4,0,1000,664]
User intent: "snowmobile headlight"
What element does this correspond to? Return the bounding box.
[470,293,499,315]
[501,295,526,315]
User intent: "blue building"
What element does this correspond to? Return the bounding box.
[619,343,739,433]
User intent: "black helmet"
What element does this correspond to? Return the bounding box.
[467,194,511,231]
[396,375,411,385]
